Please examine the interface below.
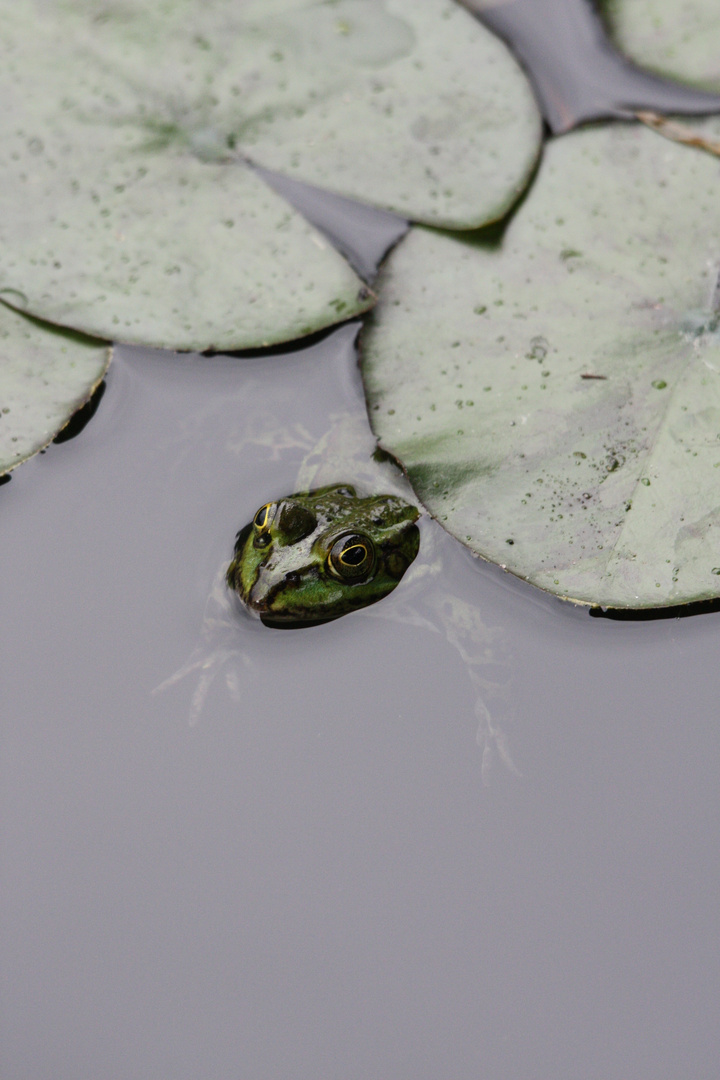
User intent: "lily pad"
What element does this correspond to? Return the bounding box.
[0,0,541,350]
[362,121,720,609]
[600,0,720,93]
[0,302,110,475]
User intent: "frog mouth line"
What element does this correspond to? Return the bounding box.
[248,569,381,627]
[259,589,386,629]
[246,567,322,616]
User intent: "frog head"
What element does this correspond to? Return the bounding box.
[226,483,420,627]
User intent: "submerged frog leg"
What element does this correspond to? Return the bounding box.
[428,593,520,782]
[358,575,518,780]
[153,563,254,726]
[474,695,520,785]
[227,412,318,462]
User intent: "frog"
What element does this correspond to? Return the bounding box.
[226,483,420,627]
[156,401,517,780]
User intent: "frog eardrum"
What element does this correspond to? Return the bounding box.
[227,484,420,626]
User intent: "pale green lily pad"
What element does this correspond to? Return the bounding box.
[0,0,540,350]
[601,0,720,92]
[0,302,110,475]
[362,121,720,609]
[0,5,370,350]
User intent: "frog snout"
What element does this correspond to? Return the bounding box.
[247,579,273,613]
[247,565,296,613]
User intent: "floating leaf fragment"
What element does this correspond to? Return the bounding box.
[636,110,720,158]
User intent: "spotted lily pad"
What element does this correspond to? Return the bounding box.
[0,0,540,350]
[362,121,720,609]
[600,0,720,92]
[0,302,110,475]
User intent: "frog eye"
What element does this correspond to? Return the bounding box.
[253,503,275,531]
[328,533,376,581]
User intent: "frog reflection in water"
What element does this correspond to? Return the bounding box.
[227,484,420,627]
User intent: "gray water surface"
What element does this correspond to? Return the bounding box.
[4,3,720,1073]
[2,331,719,1079]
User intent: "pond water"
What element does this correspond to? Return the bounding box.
[3,4,720,1078]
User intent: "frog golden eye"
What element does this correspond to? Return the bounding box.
[329,533,375,582]
[253,503,274,531]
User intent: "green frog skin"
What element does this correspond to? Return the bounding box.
[226,483,420,626]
